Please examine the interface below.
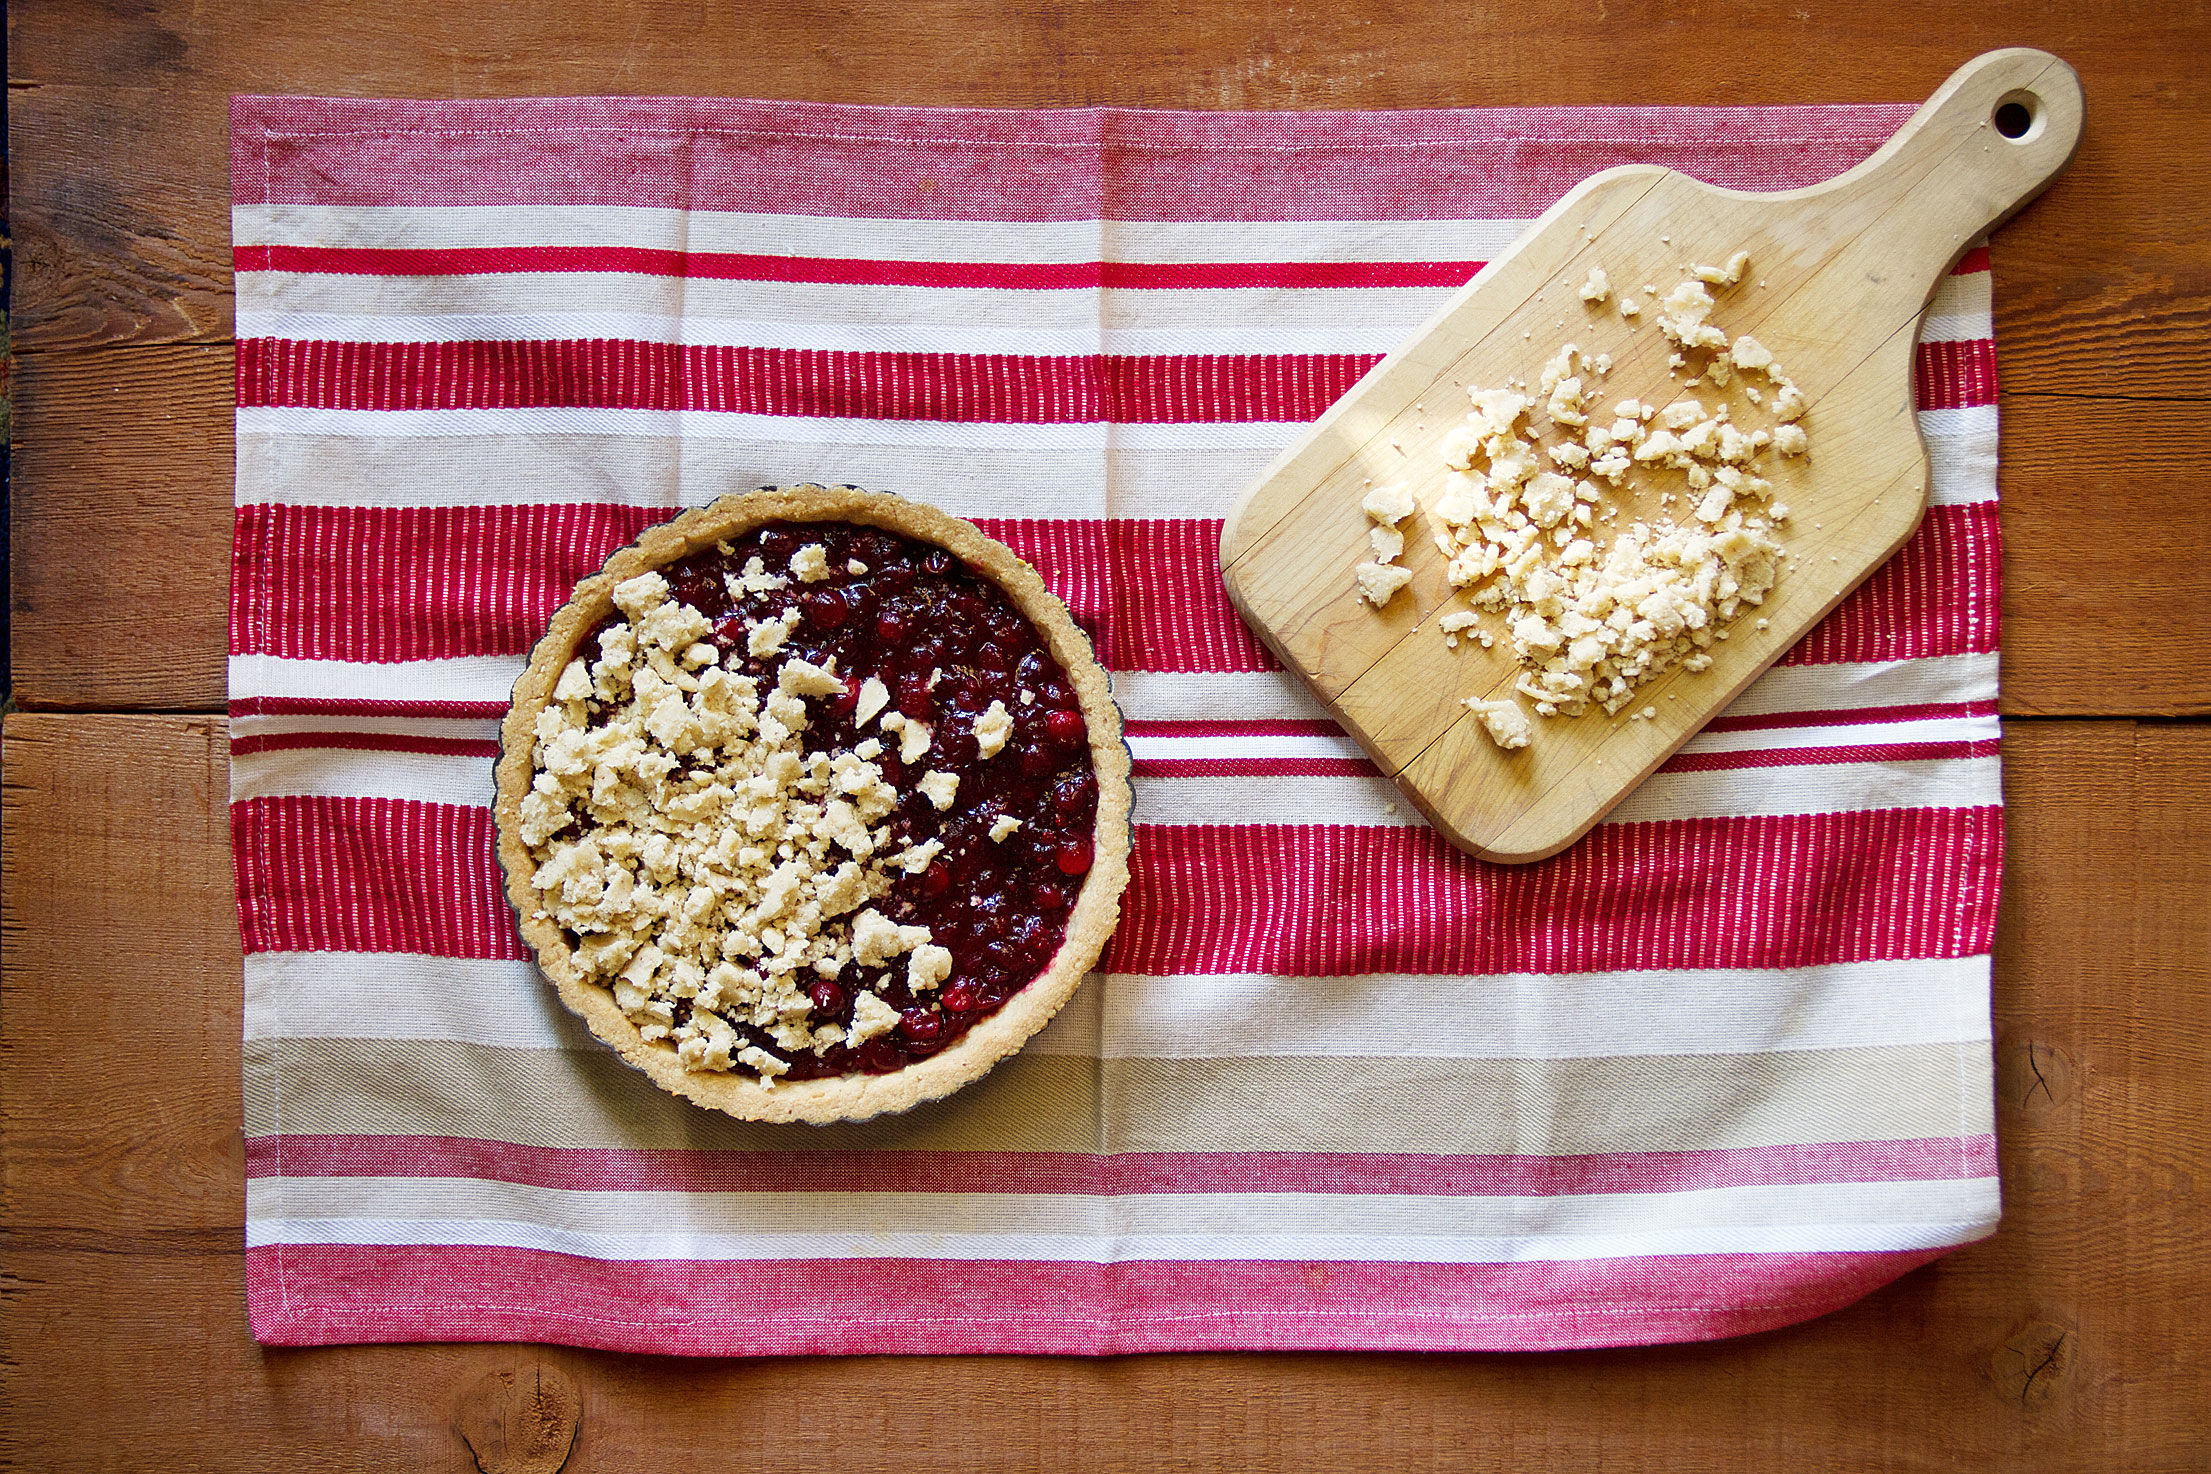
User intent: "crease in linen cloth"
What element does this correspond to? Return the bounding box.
[229,93,2002,1355]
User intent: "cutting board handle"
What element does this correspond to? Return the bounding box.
[1806,49,2083,302]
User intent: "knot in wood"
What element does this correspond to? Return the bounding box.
[455,1362,581,1474]
[1989,1317,2075,1409]
[1996,1037,2077,1112]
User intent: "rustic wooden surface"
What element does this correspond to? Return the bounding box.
[4,715,2205,1471]
[5,0,2209,1469]
[1223,48,2084,861]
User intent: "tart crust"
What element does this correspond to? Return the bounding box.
[492,485,1134,1124]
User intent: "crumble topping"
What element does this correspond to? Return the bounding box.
[519,518,1104,1086]
[1354,559,1415,607]
[1463,697,1534,751]
[846,990,901,1046]
[907,944,954,993]
[522,570,920,1080]
[974,699,1014,759]
[918,770,961,810]
[1351,253,1809,749]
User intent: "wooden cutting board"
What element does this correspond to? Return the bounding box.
[1219,48,2082,864]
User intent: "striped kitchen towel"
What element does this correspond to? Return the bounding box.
[229,95,2003,1354]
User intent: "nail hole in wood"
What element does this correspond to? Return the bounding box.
[1994,97,2037,141]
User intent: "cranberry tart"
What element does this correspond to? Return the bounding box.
[493,486,1132,1124]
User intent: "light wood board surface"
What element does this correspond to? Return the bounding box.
[1222,50,2082,861]
[6,1,2210,1469]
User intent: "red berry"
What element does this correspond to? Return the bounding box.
[804,589,849,629]
[940,982,982,1014]
[898,1008,944,1044]
[1051,773,1096,814]
[1031,882,1067,911]
[859,533,899,565]
[808,981,848,1017]
[876,610,909,645]
[918,862,951,898]
[1054,838,1094,876]
[1044,708,1087,747]
[668,567,723,614]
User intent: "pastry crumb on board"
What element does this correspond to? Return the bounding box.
[1353,255,1810,749]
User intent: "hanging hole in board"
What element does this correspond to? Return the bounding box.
[1993,92,2041,142]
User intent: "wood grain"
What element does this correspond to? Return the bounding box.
[454,1364,582,1474]
[7,1,2209,1466]
[8,345,237,711]
[1224,50,2083,860]
[8,0,2209,408]
[11,345,2206,715]
[3,712,2205,1471]
[6,85,238,351]
[9,5,2208,715]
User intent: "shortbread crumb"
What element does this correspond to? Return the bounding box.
[1353,254,1807,747]
[1463,697,1534,751]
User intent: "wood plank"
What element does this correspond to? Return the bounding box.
[8,345,236,710]
[1998,421,2211,718]
[9,0,2210,404]
[12,344,2206,715]
[4,711,2207,1470]
[1976,719,2211,1459]
[5,85,236,351]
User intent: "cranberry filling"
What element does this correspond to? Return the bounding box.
[619,519,1102,1081]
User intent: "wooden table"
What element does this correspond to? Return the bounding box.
[5,3,2207,1468]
